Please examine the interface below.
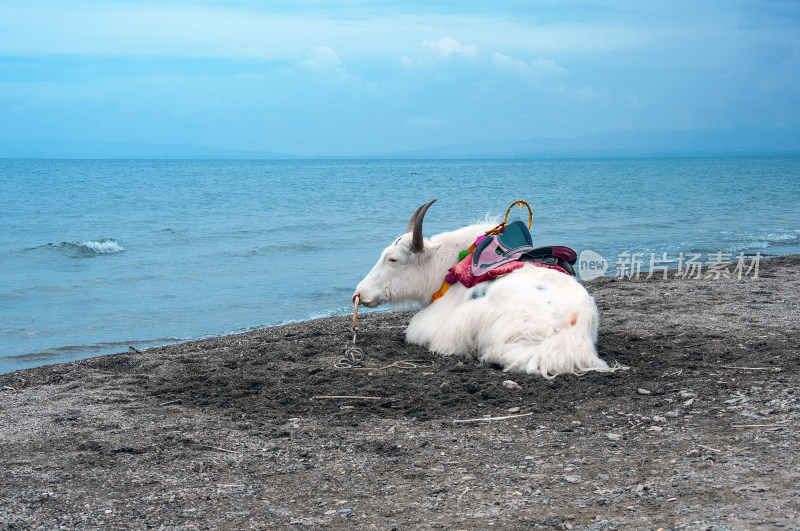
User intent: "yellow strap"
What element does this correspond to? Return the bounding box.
[431,280,451,302]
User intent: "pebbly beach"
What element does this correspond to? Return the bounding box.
[1,255,799,529]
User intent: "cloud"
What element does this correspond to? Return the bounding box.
[491,52,530,73]
[530,57,569,75]
[2,1,798,156]
[423,37,479,59]
[299,46,341,72]
[399,37,481,71]
[297,46,352,79]
[492,52,569,76]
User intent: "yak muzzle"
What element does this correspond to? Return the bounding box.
[352,291,380,308]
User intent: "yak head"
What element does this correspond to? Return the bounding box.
[353,199,443,308]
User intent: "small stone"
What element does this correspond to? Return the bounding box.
[679,391,697,399]
[606,433,622,440]
[637,388,652,395]
[562,475,582,484]
[664,410,682,418]
[652,415,667,423]
[647,426,663,432]
[507,407,521,413]
[337,508,351,514]
[683,398,695,406]
[502,380,522,390]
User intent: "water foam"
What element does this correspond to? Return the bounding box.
[68,238,125,255]
[721,230,800,254]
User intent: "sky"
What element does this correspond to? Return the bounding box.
[1,0,799,157]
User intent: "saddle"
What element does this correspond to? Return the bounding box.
[449,220,577,289]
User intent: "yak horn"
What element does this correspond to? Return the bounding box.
[407,199,437,253]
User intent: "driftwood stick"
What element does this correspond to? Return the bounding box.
[698,444,722,453]
[312,395,385,400]
[453,412,535,423]
[731,424,798,428]
[720,366,773,370]
[196,444,238,454]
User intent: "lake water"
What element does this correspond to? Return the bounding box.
[2,157,799,373]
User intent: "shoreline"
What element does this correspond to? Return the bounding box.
[1,255,799,528]
[0,251,784,376]
[0,307,402,376]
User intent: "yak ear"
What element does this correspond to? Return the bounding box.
[426,240,442,253]
[415,239,441,257]
[408,199,437,253]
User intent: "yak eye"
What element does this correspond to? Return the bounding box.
[387,257,399,263]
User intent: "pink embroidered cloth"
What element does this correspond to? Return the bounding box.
[448,252,569,288]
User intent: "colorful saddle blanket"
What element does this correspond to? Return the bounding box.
[448,221,578,289]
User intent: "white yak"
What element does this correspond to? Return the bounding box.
[353,199,616,378]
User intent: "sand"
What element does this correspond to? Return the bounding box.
[1,255,799,529]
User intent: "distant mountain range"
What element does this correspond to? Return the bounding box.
[2,126,798,159]
[0,140,295,159]
[378,126,800,159]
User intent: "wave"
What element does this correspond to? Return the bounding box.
[2,337,182,363]
[760,231,800,244]
[71,238,125,255]
[243,242,319,256]
[27,238,125,256]
[0,336,185,374]
[158,227,189,239]
[720,229,800,254]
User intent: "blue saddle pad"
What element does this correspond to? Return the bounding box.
[497,220,533,249]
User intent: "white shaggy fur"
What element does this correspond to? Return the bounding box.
[354,221,614,378]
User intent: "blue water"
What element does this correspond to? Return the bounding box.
[2,158,799,373]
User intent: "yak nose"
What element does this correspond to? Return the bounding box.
[354,292,378,308]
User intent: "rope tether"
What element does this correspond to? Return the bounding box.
[338,295,434,370]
